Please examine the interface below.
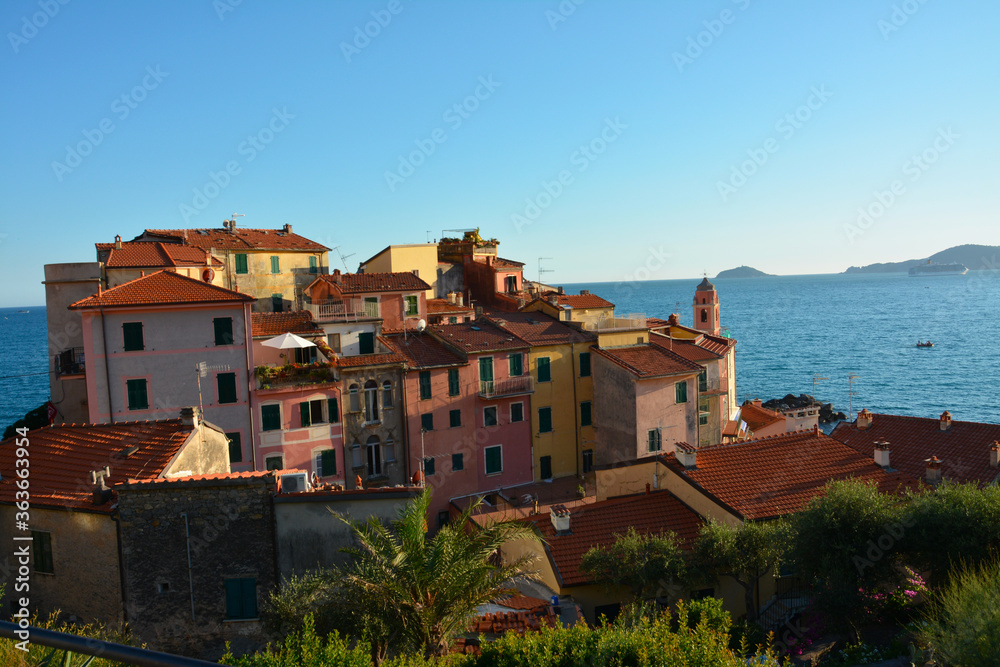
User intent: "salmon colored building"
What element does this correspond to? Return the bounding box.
[305,270,431,331]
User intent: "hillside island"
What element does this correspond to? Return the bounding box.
[715,265,773,278]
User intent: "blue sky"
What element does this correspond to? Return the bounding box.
[1,0,997,307]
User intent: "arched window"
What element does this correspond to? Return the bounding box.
[366,435,382,476]
[382,380,393,409]
[701,310,708,323]
[349,384,360,412]
[364,380,378,422]
[701,298,706,304]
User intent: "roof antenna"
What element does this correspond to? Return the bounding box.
[225,212,244,232]
[333,246,355,272]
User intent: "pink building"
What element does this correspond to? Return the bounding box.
[305,270,431,331]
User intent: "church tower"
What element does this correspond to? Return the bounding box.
[693,277,720,336]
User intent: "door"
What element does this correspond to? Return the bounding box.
[364,296,379,318]
[540,455,552,480]
[359,332,375,355]
[478,357,494,395]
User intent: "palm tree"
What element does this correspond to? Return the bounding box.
[338,489,541,659]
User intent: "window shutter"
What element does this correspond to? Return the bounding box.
[214,318,234,346]
[321,449,337,476]
[242,579,258,618]
[539,407,552,433]
[419,371,431,399]
[225,579,243,618]
[123,322,144,351]
[217,373,237,404]
[580,401,592,427]
[300,402,311,427]
[235,254,248,274]
[537,357,550,382]
[579,352,591,377]
[328,398,339,423]
[448,368,459,395]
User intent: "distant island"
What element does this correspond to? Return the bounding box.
[844,244,1000,274]
[715,266,773,279]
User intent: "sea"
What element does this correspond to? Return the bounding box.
[0,271,998,433]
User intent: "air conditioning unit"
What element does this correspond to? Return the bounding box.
[280,472,311,494]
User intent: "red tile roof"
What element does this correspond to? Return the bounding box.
[592,344,702,379]
[427,298,475,315]
[646,317,671,329]
[431,320,529,354]
[0,420,194,512]
[650,333,717,362]
[493,257,525,269]
[521,491,704,587]
[317,271,431,294]
[541,290,615,309]
[486,311,595,346]
[740,402,786,432]
[251,311,322,337]
[69,270,254,309]
[335,353,407,368]
[383,332,467,369]
[97,242,224,269]
[140,227,328,251]
[663,430,920,520]
[495,594,550,611]
[831,413,1000,487]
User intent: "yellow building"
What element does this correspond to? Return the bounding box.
[358,243,440,298]
[522,289,616,326]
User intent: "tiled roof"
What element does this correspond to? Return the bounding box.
[495,594,550,611]
[383,332,467,369]
[650,333,719,362]
[592,344,702,379]
[740,402,786,432]
[486,311,595,346]
[318,271,431,294]
[663,323,738,352]
[427,298,474,315]
[431,320,529,353]
[251,311,322,337]
[541,291,614,309]
[494,257,525,269]
[335,353,407,368]
[140,228,328,251]
[521,491,704,587]
[468,607,557,636]
[646,317,671,329]
[831,413,1000,487]
[664,430,920,520]
[69,270,254,309]
[0,420,193,512]
[98,242,223,268]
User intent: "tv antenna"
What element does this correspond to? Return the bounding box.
[847,373,861,420]
[333,246,355,272]
[812,373,829,402]
[538,257,554,285]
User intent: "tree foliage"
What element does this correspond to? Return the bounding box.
[579,527,687,600]
[918,559,1000,665]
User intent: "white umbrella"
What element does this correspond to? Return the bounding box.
[261,332,317,349]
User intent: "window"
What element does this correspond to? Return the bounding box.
[421,413,434,431]
[367,436,382,477]
[484,406,498,427]
[537,356,551,383]
[479,357,494,384]
[698,369,708,392]
[122,322,144,352]
[271,293,283,312]
[364,380,378,422]
[234,253,248,274]
[214,317,234,346]
[328,333,341,353]
[424,457,435,476]
[299,399,327,427]
[351,443,363,468]
[419,371,432,400]
[261,405,281,431]
[309,256,318,274]
[675,381,688,404]
[580,401,592,427]
[448,368,460,396]
[349,384,360,412]
[437,511,450,529]
[126,379,148,410]
[316,449,337,477]
[32,531,53,574]
[265,455,283,471]
[404,295,419,316]
[582,449,594,474]
[226,432,242,464]
[328,397,340,423]
[648,428,662,453]
[508,353,523,377]
[510,402,524,423]
[359,332,375,355]
[452,453,463,471]
[383,438,396,463]
[225,578,258,620]
[485,445,502,475]
[270,256,280,274]
[538,407,553,433]
[382,381,393,408]
[579,352,591,377]
[294,346,317,363]
[449,409,461,428]
[699,399,710,426]
[701,310,708,323]
[448,316,457,324]
[540,455,552,480]
[217,372,237,404]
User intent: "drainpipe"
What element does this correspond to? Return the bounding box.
[180,512,196,621]
[243,303,257,470]
[571,344,581,477]
[98,304,114,423]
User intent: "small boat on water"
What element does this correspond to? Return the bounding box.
[916,341,934,348]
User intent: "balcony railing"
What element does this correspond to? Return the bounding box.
[306,299,380,322]
[479,375,535,399]
[255,362,336,389]
[583,314,647,332]
[54,347,85,376]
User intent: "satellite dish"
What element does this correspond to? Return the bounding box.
[417,319,427,332]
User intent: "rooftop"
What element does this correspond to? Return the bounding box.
[486,311,595,346]
[739,401,787,432]
[251,310,323,338]
[539,290,614,310]
[69,270,254,310]
[592,343,703,379]
[97,241,223,269]
[383,332,467,369]
[427,298,475,315]
[650,331,733,361]
[140,227,328,252]
[432,320,529,354]
[316,270,431,294]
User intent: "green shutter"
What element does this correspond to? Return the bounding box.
[321,449,337,476]
[540,456,552,480]
[242,579,258,618]
[235,254,248,274]
[539,407,552,433]
[122,322,144,351]
[450,409,461,427]
[309,256,318,273]
[580,401,592,427]
[579,352,591,377]
[300,402,311,427]
[448,368,460,396]
[32,532,53,574]
[419,371,432,399]
[424,457,435,475]
[452,453,463,471]
[485,446,502,474]
[126,379,148,410]
[478,357,493,382]
[676,381,688,403]
[217,373,237,404]
[537,357,551,382]
[261,405,281,431]
[509,353,522,376]
[225,579,243,618]
[359,332,375,355]
[328,398,339,423]
[270,256,280,274]
[214,317,234,346]
[226,433,242,463]
[421,413,434,431]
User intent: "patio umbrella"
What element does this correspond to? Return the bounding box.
[261,332,317,349]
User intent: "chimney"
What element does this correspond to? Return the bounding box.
[925,456,943,484]
[114,235,122,250]
[991,441,1000,468]
[874,440,890,468]
[813,423,820,436]
[283,223,292,234]
[752,398,762,407]
[180,406,200,429]
[447,291,456,304]
[857,408,873,430]
[456,292,464,307]
[558,286,565,295]
[580,289,590,295]
[667,313,680,326]
[940,411,953,431]
[550,505,571,534]
[675,442,697,469]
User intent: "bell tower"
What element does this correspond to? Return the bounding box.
[693,277,720,335]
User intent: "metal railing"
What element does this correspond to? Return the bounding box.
[0,621,225,666]
[55,347,85,376]
[479,376,534,399]
[306,299,380,322]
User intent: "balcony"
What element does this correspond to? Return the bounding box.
[582,314,647,332]
[306,299,380,323]
[479,376,535,399]
[54,348,85,377]
[254,362,336,389]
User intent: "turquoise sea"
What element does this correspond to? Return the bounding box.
[1,270,999,432]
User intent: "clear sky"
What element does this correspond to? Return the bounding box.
[2,1,997,307]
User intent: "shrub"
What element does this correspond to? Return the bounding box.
[918,560,1000,665]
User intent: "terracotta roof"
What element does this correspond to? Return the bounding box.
[646,317,671,329]
[318,271,430,294]
[69,270,254,309]
[97,242,223,269]
[541,291,614,309]
[0,420,194,512]
[335,353,407,368]
[831,413,1000,487]
[140,227,328,252]
[663,430,920,520]
[427,299,474,315]
[122,469,295,486]
[251,311,322,337]
[592,344,702,379]
[520,491,704,587]
[493,257,525,269]
[468,607,557,637]
[740,401,786,432]
[383,332,467,369]
[486,311,595,346]
[431,320,529,354]
[650,333,720,362]
[495,594,550,611]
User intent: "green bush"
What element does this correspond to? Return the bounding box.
[918,560,1000,665]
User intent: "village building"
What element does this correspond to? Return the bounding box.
[736,399,788,439]
[521,289,617,329]
[95,237,225,289]
[357,243,439,298]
